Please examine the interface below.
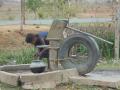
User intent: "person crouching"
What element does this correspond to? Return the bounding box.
[25,32,49,59]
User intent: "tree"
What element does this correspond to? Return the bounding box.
[54,0,65,16]
[26,0,43,18]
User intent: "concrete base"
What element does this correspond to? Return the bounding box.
[70,70,120,89]
[21,69,79,89]
[1,64,120,90]
[0,64,30,86]
[0,64,79,89]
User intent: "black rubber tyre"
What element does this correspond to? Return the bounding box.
[58,33,100,75]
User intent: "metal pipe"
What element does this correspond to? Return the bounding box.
[66,26,113,45]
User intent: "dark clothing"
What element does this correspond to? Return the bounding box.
[35,32,49,59]
[34,32,49,46]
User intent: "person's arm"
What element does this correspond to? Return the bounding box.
[37,48,48,57]
[40,38,45,45]
[38,38,48,56]
[35,35,48,57]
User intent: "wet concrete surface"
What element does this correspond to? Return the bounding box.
[90,70,120,77]
[84,70,120,82]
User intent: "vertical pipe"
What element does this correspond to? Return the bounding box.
[115,6,120,60]
[23,0,25,25]
[68,0,70,25]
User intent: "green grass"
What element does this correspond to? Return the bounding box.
[0,83,101,90]
[95,59,120,71]
[0,47,119,69]
[0,83,21,90]
[57,83,101,90]
[0,48,36,65]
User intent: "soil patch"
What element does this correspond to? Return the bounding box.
[0,25,50,49]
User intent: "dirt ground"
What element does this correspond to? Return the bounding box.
[0,25,50,50]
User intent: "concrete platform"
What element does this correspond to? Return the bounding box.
[0,64,30,86]
[70,70,120,89]
[21,69,79,89]
[1,64,120,89]
[0,64,79,89]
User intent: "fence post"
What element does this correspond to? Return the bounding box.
[115,7,120,60]
[20,0,25,31]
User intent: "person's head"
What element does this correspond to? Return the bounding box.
[25,33,37,45]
